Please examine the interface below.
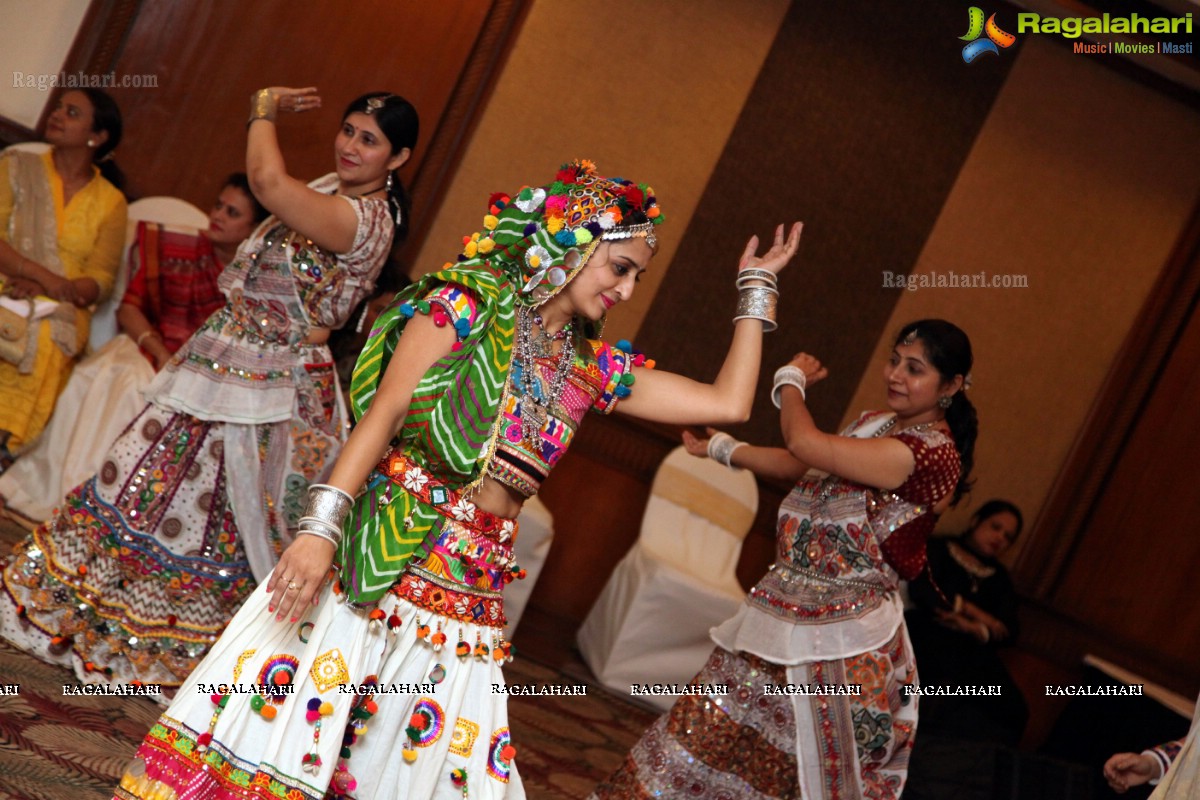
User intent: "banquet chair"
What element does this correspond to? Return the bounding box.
[89,196,209,351]
[504,495,556,635]
[577,445,758,710]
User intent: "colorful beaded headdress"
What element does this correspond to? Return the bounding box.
[448,159,665,306]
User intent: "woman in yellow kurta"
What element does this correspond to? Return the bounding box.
[0,88,127,464]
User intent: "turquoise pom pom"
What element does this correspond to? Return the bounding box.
[454,318,471,337]
[615,385,632,398]
[554,229,577,247]
[399,303,415,318]
[615,339,632,352]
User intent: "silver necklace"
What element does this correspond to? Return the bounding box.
[515,306,574,445]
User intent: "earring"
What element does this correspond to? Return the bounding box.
[938,395,953,409]
[385,172,394,193]
[86,139,96,148]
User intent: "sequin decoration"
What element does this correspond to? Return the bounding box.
[449,717,480,757]
[298,621,314,643]
[487,728,513,782]
[256,654,299,704]
[309,648,350,693]
[410,698,444,747]
[428,664,447,685]
[233,649,257,684]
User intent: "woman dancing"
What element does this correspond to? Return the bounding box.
[592,319,975,800]
[0,172,267,520]
[116,159,801,799]
[0,87,417,689]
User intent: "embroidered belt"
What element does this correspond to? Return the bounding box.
[772,559,888,592]
[390,571,506,628]
[745,561,889,622]
[377,452,521,629]
[377,451,513,537]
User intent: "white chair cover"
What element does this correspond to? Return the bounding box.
[505,495,555,635]
[89,196,209,350]
[0,197,207,521]
[577,446,758,710]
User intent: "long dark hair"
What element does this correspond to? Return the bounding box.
[342,92,419,243]
[894,319,976,505]
[78,88,125,193]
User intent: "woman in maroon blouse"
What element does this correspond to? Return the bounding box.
[593,319,976,800]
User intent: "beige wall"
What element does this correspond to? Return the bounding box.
[842,38,1200,558]
[0,0,89,128]
[412,0,791,344]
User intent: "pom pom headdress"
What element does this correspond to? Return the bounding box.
[450,159,665,306]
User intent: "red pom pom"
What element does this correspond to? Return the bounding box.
[500,744,517,762]
[409,713,427,730]
[197,733,212,746]
[365,700,379,715]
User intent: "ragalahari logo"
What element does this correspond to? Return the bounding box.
[961,7,1017,62]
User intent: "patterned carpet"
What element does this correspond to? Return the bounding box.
[0,513,657,800]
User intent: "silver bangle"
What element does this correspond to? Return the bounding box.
[298,527,341,547]
[733,285,778,332]
[772,366,807,408]
[706,431,747,468]
[300,483,352,541]
[735,268,778,290]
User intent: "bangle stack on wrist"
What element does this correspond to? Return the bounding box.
[248,88,278,126]
[297,483,353,547]
[771,365,807,408]
[706,431,747,468]
[734,268,778,332]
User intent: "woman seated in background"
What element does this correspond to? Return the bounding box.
[905,498,1029,745]
[0,88,128,469]
[0,86,417,691]
[0,172,267,521]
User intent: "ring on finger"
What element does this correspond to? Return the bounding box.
[287,580,300,591]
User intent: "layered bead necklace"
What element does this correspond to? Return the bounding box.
[515,305,574,445]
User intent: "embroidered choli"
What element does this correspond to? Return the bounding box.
[144,174,392,424]
[713,411,960,664]
[407,282,636,497]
